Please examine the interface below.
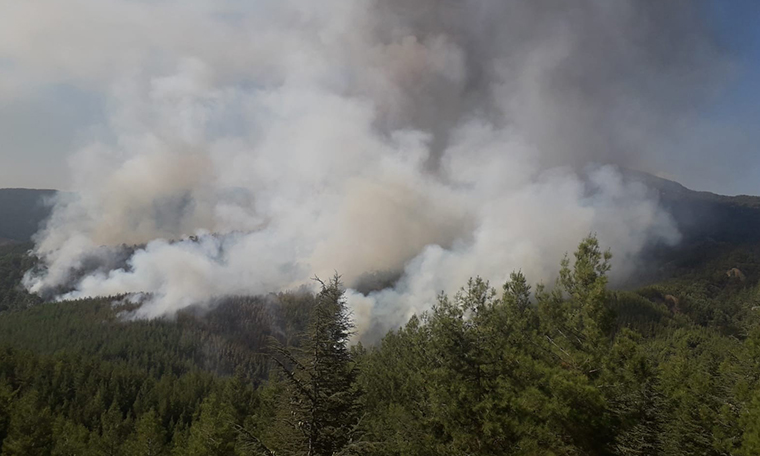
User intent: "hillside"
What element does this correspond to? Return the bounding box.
[616,171,760,288]
[0,188,55,244]
[629,170,760,246]
[1,178,760,453]
[5,173,760,254]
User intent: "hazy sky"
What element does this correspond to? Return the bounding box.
[16,0,756,335]
[0,0,759,195]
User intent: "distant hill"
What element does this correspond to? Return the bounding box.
[619,169,760,286]
[0,188,56,243]
[3,174,760,275]
[624,169,760,244]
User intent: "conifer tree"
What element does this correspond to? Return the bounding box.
[184,393,237,456]
[124,409,167,456]
[2,390,54,456]
[92,401,129,456]
[269,274,362,456]
[559,234,614,347]
[51,417,92,456]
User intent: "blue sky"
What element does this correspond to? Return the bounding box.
[709,0,760,119]
[688,0,760,195]
[642,0,760,195]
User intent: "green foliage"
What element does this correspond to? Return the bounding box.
[0,243,43,311]
[183,394,237,456]
[0,291,313,380]
[356,235,760,455]
[124,409,167,456]
[266,275,363,456]
[2,390,54,456]
[51,417,92,456]
[0,234,759,454]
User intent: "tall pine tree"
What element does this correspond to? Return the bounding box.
[268,275,362,456]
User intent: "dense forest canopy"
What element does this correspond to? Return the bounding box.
[0,231,760,454]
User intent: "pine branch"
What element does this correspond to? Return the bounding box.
[271,356,315,403]
[234,424,276,456]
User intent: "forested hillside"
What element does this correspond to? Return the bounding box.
[0,234,760,454]
[3,0,760,452]
[3,179,760,454]
[620,171,760,285]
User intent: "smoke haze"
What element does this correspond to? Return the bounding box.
[16,0,732,338]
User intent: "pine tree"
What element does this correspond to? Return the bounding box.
[51,417,92,456]
[92,401,129,456]
[2,390,54,456]
[184,393,237,456]
[541,235,615,374]
[559,235,614,348]
[124,409,167,456]
[269,275,362,456]
[0,381,13,449]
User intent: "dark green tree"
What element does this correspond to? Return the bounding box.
[124,409,167,456]
[51,417,92,456]
[269,275,362,456]
[91,401,129,456]
[2,390,54,456]
[183,393,237,456]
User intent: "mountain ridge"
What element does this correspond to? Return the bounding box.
[4,170,760,251]
[0,188,56,243]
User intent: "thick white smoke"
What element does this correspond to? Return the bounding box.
[22,0,722,338]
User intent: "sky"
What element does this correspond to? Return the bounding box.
[12,0,760,338]
[0,0,759,195]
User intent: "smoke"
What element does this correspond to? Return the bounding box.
[22,0,725,339]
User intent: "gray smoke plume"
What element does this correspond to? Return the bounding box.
[21,0,727,339]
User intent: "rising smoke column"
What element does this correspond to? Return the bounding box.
[22,0,725,339]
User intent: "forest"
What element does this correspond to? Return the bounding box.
[3,0,760,452]
[0,234,758,455]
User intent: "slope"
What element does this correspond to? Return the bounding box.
[0,188,55,243]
